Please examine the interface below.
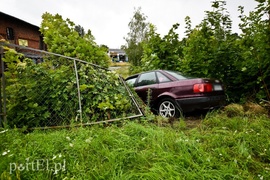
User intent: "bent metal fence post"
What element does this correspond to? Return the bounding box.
[0,42,144,129]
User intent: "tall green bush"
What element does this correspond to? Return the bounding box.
[180,1,244,101]
[3,48,134,128]
[136,0,270,103]
[237,2,270,101]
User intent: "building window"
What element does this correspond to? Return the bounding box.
[6,27,14,40]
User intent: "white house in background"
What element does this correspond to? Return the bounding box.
[108,49,128,62]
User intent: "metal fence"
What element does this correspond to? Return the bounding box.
[0,43,143,129]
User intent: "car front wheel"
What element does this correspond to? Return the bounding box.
[158,98,180,118]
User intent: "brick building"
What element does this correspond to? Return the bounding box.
[0,11,46,51]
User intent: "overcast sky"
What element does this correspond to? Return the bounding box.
[1,0,258,48]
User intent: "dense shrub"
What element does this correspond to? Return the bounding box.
[3,48,135,128]
[136,1,270,103]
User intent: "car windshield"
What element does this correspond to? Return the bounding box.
[126,77,137,86]
[165,70,190,80]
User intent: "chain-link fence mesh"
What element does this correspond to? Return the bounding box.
[0,43,143,129]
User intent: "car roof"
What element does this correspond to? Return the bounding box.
[125,70,163,80]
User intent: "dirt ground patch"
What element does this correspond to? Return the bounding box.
[185,118,202,129]
[183,110,207,128]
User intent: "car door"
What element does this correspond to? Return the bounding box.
[135,72,159,103]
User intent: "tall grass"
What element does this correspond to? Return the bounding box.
[1,111,270,179]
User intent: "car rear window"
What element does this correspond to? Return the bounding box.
[157,72,171,83]
[165,70,188,80]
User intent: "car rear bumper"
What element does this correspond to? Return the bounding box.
[176,95,226,112]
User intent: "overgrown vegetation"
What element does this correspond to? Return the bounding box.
[1,108,269,179]
[1,12,142,128]
[125,0,270,103]
[2,47,136,128]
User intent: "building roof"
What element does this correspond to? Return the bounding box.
[0,11,39,29]
[109,49,126,54]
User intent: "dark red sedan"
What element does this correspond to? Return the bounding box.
[126,70,226,118]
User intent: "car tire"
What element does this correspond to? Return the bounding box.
[158,98,181,118]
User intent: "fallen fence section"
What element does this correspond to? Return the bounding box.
[0,42,144,129]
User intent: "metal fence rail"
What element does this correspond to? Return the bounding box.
[0,43,144,129]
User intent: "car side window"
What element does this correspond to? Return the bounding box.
[157,72,171,83]
[137,72,157,86]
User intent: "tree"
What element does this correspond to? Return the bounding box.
[40,13,109,67]
[140,23,183,71]
[180,0,247,101]
[237,0,270,101]
[75,25,85,37]
[124,7,149,67]
[100,44,109,52]
[180,0,270,102]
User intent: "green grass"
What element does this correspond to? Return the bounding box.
[1,111,270,179]
[109,62,130,79]
[110,62,130,67]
